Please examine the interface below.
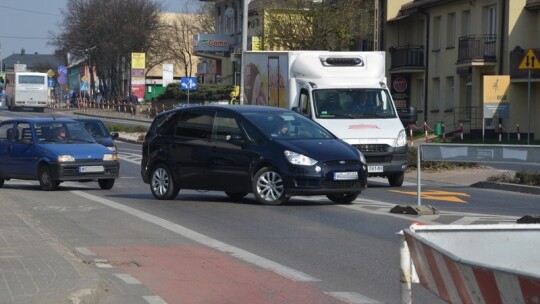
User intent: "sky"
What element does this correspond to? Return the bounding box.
[0,0,201,58]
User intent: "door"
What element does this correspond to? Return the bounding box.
[207,110,254,192]
[8,122,35,178]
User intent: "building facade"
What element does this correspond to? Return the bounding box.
[386,0,540,140]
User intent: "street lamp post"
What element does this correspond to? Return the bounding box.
[239,0,249,104]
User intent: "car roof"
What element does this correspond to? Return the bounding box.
[159,105,291,117]
[73,118,104,123]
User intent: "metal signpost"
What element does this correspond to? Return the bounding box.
[518,48,540,145]
[180,77,198,105]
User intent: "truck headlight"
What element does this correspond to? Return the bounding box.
[395,129,407,147]
[284,150,318,166]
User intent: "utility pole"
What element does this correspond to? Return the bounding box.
[239,0,249,104]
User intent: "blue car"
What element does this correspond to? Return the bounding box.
[0,118,120,190]
[74,118,119,151]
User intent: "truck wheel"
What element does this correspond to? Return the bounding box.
[38,165,58,191]
[327,192,359,204]
[150,164,179,200]
[252,167,289,205]
[388,172,404,187]
[98,179,115,190]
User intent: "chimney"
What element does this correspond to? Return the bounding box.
[21,48,25,55]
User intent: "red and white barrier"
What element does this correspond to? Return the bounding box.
[401,224,540,304]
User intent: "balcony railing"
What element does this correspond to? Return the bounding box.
[389,45,424,69]
[509,47,540,79]
[457,34,497,63]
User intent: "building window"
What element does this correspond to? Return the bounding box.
[446,76,454,111]
[446,13,456,48]
[461,10,471,36]
[433,16,441,51]
[432,77,440,111]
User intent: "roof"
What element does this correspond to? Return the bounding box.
[2,50,66,72]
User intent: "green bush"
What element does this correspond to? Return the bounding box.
[106,123,147,133]
[158,83,233,102]
[406,146,479,172]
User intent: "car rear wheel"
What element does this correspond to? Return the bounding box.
[150,164,179,200]
[252,167,289,205]
[98,179,115,190]
[326,192,359,204]
[388,172,404,187]
[225,192,248,200]
[38,165,58,191]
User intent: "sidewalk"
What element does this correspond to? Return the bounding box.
[0,199,105,304]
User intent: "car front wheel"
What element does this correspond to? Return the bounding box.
[327,192,359,204]
[388,172,405,187]
[98,179,115,190]
[150,164,180,200]
[252,167,289,205]
[39,165,58,191]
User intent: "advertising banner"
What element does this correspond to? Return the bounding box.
[483,75,510,119]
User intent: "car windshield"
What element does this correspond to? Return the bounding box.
[243,111,335,140]
[313,89,397,119]
[35,121,95,143]
[81,121,109,138]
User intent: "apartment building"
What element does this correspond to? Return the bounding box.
[386,0,540,140]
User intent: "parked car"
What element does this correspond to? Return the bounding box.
[74,118,119,151]
[0,118,120,190]
[141,105,368,205]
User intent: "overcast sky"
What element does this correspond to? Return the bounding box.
[0,0,201,57]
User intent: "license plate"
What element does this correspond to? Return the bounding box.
[79,165,104,173]
[333,171,358,180]
[368,166,384,173]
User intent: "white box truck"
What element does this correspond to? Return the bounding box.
[242,51,417,187]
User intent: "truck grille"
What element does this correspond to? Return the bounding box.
[354,144,389,153]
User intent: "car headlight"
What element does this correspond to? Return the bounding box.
[359,152,367,165]
[107,146,117,152]
[284,150,318,166]
[395,129,407,147]
[103,153,117,161]
[58,155,75,162]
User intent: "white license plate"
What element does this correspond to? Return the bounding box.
[79,165,105,173]
[368,166,384,173]
[333,171,358,180]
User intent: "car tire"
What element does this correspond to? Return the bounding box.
[388,172,404,187]
[98,179,115,190]
[225,192,248,200]
[326,192,359,204]
[38,165,58,191]
[0,178,4,188]
[252,167,289,205]
[150,164,180,200]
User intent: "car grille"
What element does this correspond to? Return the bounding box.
[354,144,389,153]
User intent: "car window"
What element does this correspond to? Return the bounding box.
[35,122,94,143]
[175,110,213,139]
[14,122,32,144]
[0,123,14,142]
[243,111,335,140]
[212,112,240,142]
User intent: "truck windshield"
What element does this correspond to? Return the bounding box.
[313,89,397,119]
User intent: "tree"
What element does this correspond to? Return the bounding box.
[52,0,168,99]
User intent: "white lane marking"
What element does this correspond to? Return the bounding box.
[118,153,141,165]
[71,191,319,282]
[325,292,384,304]
[143,295,168,304]
[115,273,142,284]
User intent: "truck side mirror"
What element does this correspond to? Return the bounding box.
[399,106,418,127]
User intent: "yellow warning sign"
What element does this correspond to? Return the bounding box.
[519,49,540,70]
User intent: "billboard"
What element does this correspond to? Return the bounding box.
[483,75,510,119]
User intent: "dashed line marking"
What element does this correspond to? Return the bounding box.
[143,295,168,304]
[114,273,142,284]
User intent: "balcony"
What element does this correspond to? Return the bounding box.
[509,47,540,79]
[457,34,497,64]
[389,45,424,70]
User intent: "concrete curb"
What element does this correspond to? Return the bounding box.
[472,181,540,195]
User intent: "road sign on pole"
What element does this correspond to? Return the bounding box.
[518,49,540,70]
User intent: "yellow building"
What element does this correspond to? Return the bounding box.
[385,0,540,141]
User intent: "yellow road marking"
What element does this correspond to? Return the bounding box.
[389,190,470,203]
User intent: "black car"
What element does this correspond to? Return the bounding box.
[74,118,119,152]
[141,105,368,205]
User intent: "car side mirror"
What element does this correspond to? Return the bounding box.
[399,106,418,127]
[110,132,119,139]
